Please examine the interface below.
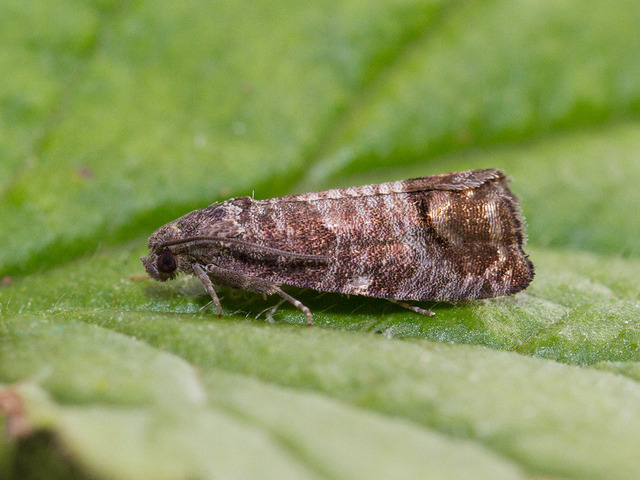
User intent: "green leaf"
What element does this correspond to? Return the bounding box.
[2,0,640,478]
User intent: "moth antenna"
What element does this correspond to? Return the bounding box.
[161,236,330,263]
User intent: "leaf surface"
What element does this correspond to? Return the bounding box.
[2,0,640,478]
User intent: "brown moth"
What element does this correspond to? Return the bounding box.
[141,169,534,324]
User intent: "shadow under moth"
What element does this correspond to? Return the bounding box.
[141,169,534,324]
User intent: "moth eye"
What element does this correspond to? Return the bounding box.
[157,252,177,273]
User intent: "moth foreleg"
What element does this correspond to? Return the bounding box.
[201,263,314,326]
[193,264,223,317]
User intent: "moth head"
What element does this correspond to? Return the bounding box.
[141,218,192,281]
[141,249,180,282]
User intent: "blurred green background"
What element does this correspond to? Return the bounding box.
[2,0,640,478]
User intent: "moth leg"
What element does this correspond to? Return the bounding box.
[389,299,435,317]
[272,287,314,326]
[203,264,314,326]
[193,264,223,317]
[256,298,286,323]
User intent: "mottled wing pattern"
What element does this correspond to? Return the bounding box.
[204,169,533,302]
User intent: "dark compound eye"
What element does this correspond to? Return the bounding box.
[156,252,177,273]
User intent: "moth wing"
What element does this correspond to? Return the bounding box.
[199,197,251,238]
[193,170,532,303]
[202,218,245,238]
[244,170,531,301]
[399,168,505,192]
[270,169,505,204]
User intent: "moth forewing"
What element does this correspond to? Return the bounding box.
[141,169,534,324]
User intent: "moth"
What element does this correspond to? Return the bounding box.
[141,169,534,324]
